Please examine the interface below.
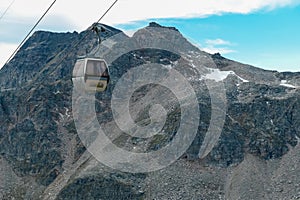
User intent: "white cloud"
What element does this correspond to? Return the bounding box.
[76,0,299,27]
[205,39,232,46]
[202,46,236,55]
[0,42,17,69]
[201,38,236,55]
[123,29,138,37]
[0,0,297,68]
[0,0,299,30]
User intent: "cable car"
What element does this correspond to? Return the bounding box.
[72,57,109,92]
[72,24,112,92]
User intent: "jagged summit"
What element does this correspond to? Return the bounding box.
[148,21,179,31]
[128,21,200,56]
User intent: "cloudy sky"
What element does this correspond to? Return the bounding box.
[0,0,299,71]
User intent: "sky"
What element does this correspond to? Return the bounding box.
[0,0,299,71]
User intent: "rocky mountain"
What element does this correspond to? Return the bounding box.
[0,22,299,199]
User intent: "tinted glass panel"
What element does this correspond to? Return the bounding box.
[86,60,107,76]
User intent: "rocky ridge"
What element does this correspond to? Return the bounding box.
[0,22,299,199]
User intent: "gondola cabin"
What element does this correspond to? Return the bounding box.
[72,58,109,92]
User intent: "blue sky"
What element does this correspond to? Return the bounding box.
[0,0,299,71]
[115,6,300,72]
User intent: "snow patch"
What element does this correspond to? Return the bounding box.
[280,80,297,88]
[204,68,233,82]
[58,108,71,121]
[163,64,172,69]
[203,68,250,84]
[236,74,249,83]
[59,112,64,120]
[171,60,178,66]
[296,135,300,143]
[191,63,197,68]
[65,108,70,118]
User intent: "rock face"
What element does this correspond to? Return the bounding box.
[0,22,299,199]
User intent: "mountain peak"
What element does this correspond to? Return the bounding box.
[148,22,179,32]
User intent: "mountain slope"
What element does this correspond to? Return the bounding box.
[0,22,299,199]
